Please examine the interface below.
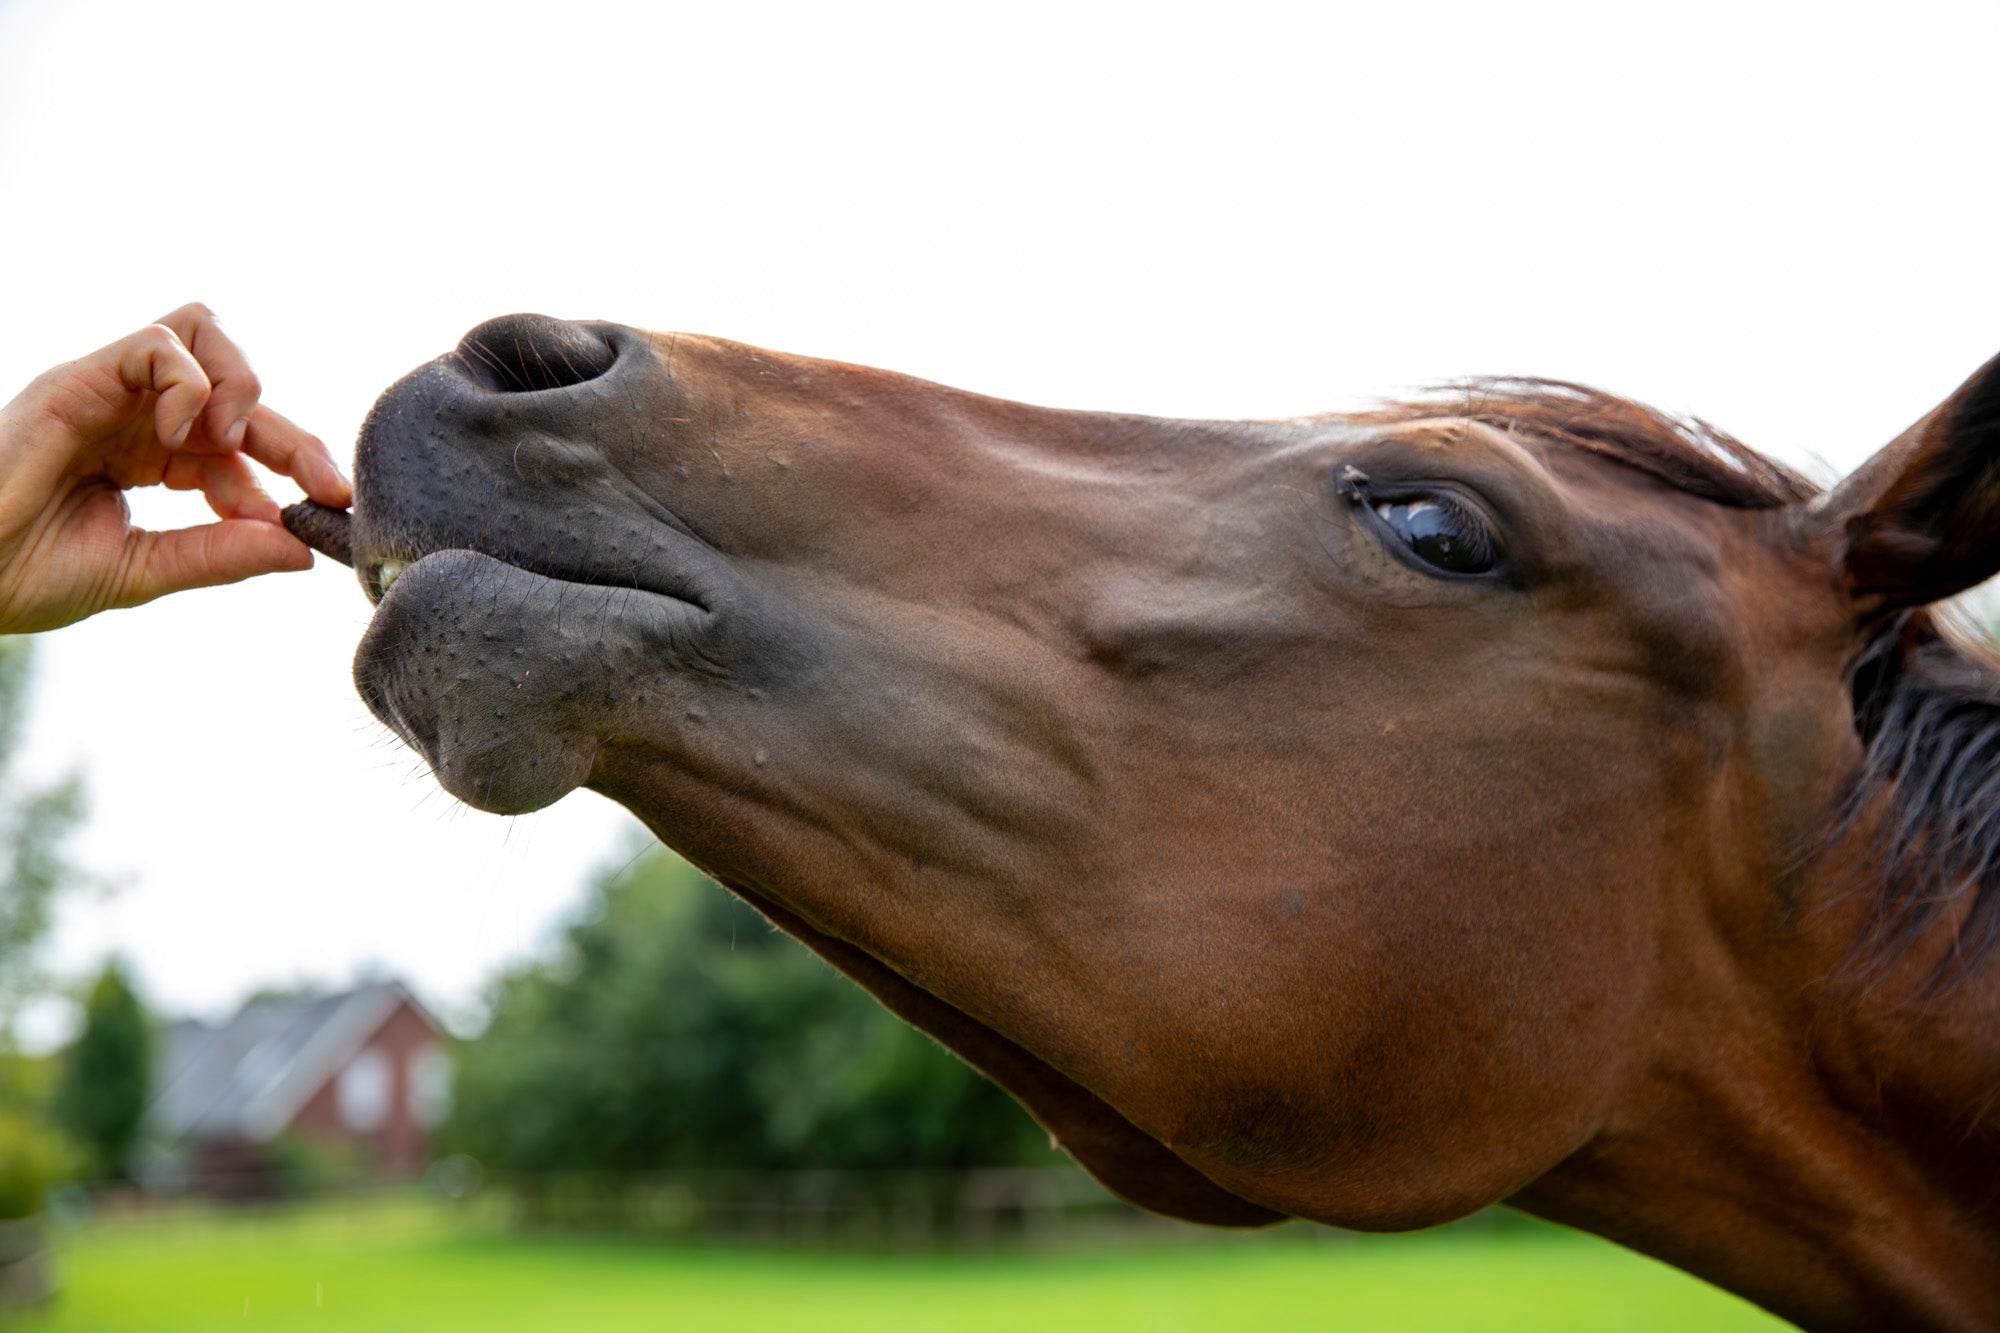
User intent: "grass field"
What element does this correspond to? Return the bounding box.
[18,1200,1790,1332]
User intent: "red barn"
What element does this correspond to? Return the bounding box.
[146,981,449,1193]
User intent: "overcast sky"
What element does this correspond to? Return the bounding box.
[2,0,1997,1038]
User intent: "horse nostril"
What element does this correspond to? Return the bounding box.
[454,314,618,394]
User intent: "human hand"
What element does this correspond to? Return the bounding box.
[0,304,351,634]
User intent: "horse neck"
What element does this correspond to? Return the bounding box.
[1794,696,2000,1206]
[1802,624,2000,1182]
[1794,811,2000,1267]
[1508,802,2000,1331]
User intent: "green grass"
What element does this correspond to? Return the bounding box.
[19,1199,1790,1332]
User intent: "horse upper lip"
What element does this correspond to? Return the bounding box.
[348,507,721,612]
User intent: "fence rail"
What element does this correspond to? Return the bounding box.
[96,1162,1235,1247]
[495,1165,1144,1243]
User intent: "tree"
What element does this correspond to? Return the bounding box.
[53,961,150,1181]
[0,640,84,1032]
[444,841,1052,1180]
[0,640,87,1223]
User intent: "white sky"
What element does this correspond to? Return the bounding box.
[2,0,1997,1037]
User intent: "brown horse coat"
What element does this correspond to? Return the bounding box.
[307,316,2000,1331]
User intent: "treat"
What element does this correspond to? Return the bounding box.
[281,501,354,567]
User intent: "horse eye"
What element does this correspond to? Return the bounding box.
[1372,497,1498,574]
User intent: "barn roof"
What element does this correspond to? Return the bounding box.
[147,981,437,1144]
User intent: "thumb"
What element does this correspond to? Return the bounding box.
[116,520,313,608]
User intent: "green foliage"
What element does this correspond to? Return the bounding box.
[0,1046,54,1114]
[265,1131,376,1196]
[0,639,84,1023]
[0,640,87,1214]
[52,961,150,1181]
[0,1106,75,1220]
[444,843,1050,1177]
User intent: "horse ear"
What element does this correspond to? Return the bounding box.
[1812,352,2000,615]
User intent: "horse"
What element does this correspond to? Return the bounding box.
[290,313,2000,1330]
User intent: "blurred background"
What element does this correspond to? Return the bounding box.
[1,0,1996,1327]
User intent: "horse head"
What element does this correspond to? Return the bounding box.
[315,313,2000,1329]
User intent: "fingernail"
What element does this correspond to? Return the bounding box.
[171,419,193,446]
[227,417,251,448]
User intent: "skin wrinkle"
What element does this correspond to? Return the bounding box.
[347,316,2000,1332]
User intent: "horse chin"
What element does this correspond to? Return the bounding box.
[353,547,711,815]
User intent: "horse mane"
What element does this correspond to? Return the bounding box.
[1833,614,2000,988]
[1362,377,2000,988]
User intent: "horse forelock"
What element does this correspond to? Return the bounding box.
[1354,377,1820,510]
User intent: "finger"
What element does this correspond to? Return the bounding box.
[116,324,214,449]
[241,405,352,507]
[115,519,312,608]
[162,450,281,523]
[9,323,211,475]
[154,303,261,449]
